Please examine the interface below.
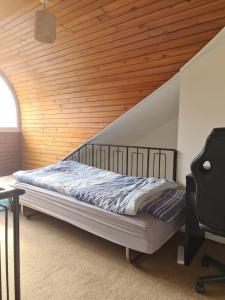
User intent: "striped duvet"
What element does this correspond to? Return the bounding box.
[13,160,185,223]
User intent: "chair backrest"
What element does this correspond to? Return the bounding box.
[191,128,225,237]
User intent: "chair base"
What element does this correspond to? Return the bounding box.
[196,254,225,294]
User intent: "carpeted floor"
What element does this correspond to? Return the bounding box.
[2,212,225,300]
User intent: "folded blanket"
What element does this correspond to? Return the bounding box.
[13,161,185,223]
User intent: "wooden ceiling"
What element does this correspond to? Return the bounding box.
[0,0,30,21]
[0,0,225,169]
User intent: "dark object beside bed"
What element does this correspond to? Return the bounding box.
[191,128,225,294]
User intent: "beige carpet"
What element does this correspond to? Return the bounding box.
[2,212,225,300]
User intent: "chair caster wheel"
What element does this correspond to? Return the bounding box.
[196,283,205,294]
[201,256,209,267]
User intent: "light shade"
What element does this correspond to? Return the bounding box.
[35,10,56,44]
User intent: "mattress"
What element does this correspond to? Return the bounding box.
[15,182,184,254]
[13,160,185,223]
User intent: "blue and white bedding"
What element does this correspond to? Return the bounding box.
[13,161,185,223]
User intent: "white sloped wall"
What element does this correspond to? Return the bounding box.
[177,27,225,185]
[92,73,180,149]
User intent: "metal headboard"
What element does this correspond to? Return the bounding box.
[64,143,177,181]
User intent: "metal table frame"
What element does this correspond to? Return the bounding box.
[184,174,205,265]
[0,187,25,300]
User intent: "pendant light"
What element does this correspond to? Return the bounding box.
[34,0,56,44]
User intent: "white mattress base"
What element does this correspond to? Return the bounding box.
[15,182,184,254]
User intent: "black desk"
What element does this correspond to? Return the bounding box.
[0,186,25,300]
[184,174,205,265]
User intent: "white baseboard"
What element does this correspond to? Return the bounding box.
[180,226,225,245]
[206,232,225,244]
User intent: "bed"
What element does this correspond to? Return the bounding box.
[13,143,185,262]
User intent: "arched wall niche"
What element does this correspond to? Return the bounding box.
[0,72,20,132]
[0,72,21,176]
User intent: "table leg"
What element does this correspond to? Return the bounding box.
[185,175,205,265]
[13,196,20,300]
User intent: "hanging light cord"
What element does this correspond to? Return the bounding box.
[43,0,46,12]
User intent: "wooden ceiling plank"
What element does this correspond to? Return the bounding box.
[0,0,222,72]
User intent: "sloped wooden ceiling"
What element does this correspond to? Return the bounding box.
[0,0,31,21]
[0,0,225,169]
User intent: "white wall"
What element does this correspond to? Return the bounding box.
[92,74,180,149]
[177,27,225,184]
[135,117,178,149]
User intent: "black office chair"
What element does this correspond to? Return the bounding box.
[191,128,225,294]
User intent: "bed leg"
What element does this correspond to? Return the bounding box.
[22,205,40,219]
[125,247,145,263]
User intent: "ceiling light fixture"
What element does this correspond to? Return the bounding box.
[34,0,56,44]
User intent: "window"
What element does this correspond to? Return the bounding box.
[0,74,19,129]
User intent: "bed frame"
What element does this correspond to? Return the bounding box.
[19,142,179,263]
[65,142,178,262]
[64,142,177,181]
